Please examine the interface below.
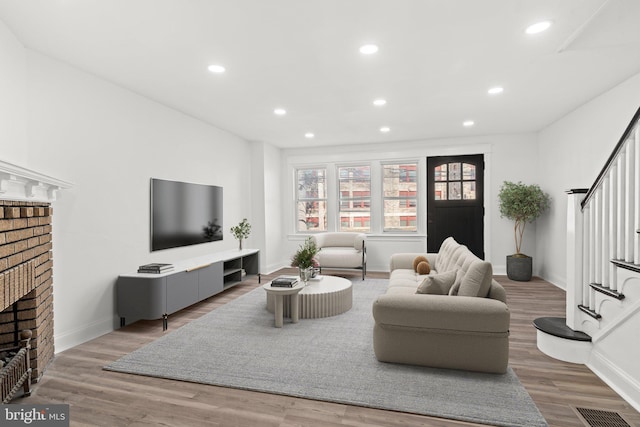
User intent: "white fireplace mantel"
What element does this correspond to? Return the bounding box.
[0,160,73,203]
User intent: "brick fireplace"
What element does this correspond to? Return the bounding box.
[0,201,54,379]
[0,160,71,381]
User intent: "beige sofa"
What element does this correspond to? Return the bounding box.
[312,232,366,280]
[372,237,510,374]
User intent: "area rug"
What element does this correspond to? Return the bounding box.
[105,278,547,427]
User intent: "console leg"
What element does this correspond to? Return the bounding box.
[258,273,261,284]
[120,317,125,327]
[162,314,168,331]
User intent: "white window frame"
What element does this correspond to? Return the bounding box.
[290,158,423,236]
[381,160,420,234]
[294,166,328,232]
[336,163,372,233]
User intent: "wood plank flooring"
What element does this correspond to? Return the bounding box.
[13,270,640,426]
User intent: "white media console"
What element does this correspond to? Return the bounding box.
[116,249,260,330]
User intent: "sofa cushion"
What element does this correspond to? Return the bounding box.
[416,270,457,295]
[315,247,364,268]
[457,261,493,298]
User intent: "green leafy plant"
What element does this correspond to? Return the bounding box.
[230,218,251,249]
[498,181,550,256]
[291,237,319,269]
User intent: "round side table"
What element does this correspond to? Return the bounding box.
[263,281,305,328]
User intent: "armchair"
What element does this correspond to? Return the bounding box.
[311,232,367,280]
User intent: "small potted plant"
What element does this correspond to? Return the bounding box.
[291,237,319,283]
[498,181,550,281]
[230,218,251,250]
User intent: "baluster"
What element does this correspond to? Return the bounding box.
[601,177,610,287]
[609,164,618,290]
[618,151,626,259]
[635,125,640,264]
[594,189,602,285]
[625,140,635,262]
[583,205,591,307]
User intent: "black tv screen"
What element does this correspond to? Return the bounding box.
[151,178,223,251]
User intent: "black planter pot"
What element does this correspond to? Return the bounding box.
[506,255,532,281]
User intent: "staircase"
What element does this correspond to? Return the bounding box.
[535,106,640,412]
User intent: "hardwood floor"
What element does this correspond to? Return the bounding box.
[14,269,640,426]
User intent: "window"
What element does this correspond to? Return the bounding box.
[434,162,477,201]
[296,168,327,231]
[383,163,418,232]
[338,165,371,232]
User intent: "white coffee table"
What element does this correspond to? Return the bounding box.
[266,275,353,320]
[263,281,304,328]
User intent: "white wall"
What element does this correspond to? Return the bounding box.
[250,141,284,273]
[280,134,539,273]
[536,72,640,289]
[0,18,28,164]
[24,51,253,352]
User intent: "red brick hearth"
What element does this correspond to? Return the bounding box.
[0,200,54,380]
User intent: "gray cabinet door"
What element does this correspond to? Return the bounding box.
[116,276,166,320]
[166,270,199,314]
[198,262,223,299]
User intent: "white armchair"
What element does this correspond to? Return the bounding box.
[312,232,367,280]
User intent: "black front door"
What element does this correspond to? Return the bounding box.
[427,155,484,258]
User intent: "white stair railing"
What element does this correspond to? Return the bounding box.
[567,107,640,331]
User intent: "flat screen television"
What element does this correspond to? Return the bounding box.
[150,178,223,251]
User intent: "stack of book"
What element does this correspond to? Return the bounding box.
[138,263,174,274]
[270,276,299,288]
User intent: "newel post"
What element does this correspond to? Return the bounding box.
[566,189,588,329]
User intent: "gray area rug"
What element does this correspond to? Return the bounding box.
[106,278,547,427]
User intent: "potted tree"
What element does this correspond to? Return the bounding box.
[498,181,550,281]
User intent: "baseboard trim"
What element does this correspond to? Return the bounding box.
[588,349,640,413]
[54,316,114,353]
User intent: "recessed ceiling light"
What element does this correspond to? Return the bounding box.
[359,44,379,55]
[207,64,226,73]
[380,126,390,133]
[305,132,315,139]
[373,99,387,106]
[274,108,287,116]
[488,86,504,95]
[525,20,552,35]
[463,120,475,127]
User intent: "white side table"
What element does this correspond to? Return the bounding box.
[262,281,305,328]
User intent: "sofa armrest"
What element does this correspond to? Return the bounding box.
[389,253,437,272]
[372,293,509,333]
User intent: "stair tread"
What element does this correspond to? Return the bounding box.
[533,317,592,342]
[589,283,625,299]
[578,304,602,320]
[611,259,640,273]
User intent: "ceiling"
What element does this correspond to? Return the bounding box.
[1,0,640,149]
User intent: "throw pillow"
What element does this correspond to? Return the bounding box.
[412,256,428,272]
[416,270,457,295]
[416,261,431,275]
[457,261,493,298]
[448,270,465,296]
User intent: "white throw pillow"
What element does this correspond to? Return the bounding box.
[416,270,457,295]
[457,261,493,298]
